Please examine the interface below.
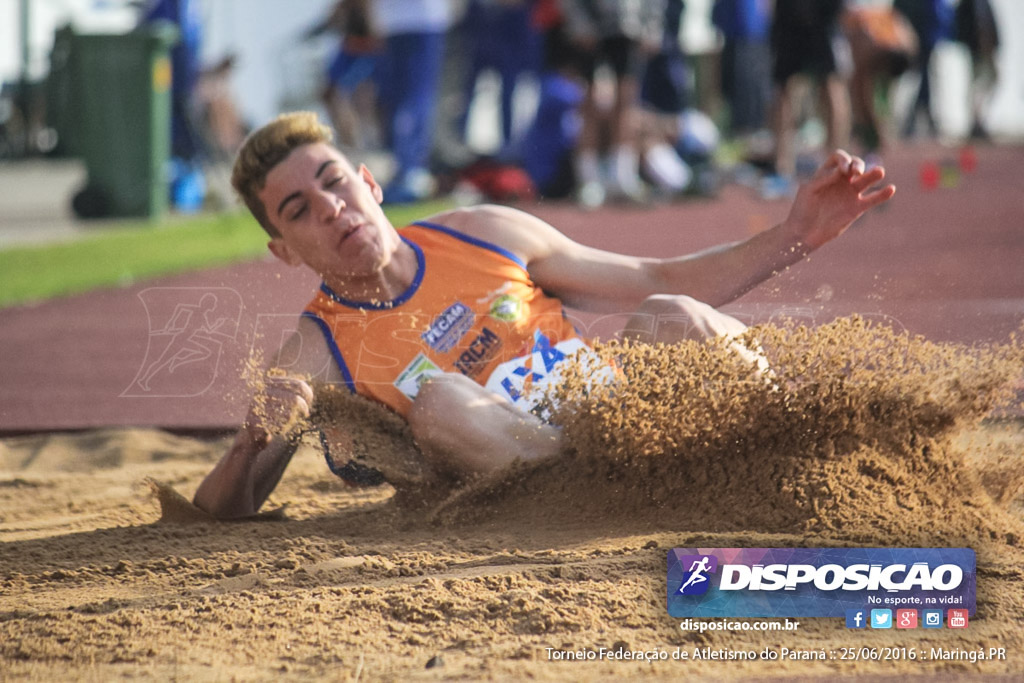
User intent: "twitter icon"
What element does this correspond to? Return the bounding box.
[870,609,892,629]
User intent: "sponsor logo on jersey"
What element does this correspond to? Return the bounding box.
[422,302,475,353]
[484,332,594,410]
[489,294,522,322]
[454,327,503,378]
[393,352,442,401]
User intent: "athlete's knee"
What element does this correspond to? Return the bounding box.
[635,294,746,341]
[409,373,467,436]
[409,373,498,451]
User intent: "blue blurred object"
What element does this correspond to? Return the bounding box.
[141,0,204,162]
[675,109,720,163]
[459,0,541,148]
[641,0,689,114]
[170,157,206,212]
[759,173,797,200]
[519,73,583,198]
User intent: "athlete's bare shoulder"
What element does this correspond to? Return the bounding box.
[419,204,560,264]
[269,314,341,383]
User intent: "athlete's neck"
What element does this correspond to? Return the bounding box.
[321,239,418,305]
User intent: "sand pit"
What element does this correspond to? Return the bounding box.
[2,318,1023,680]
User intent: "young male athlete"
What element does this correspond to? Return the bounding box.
[193,111,895,519]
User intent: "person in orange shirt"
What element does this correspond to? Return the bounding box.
[193,111,894,519]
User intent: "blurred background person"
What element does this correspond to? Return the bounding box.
[193,55,248,161]
[374,0,453,204]
[457,0,542,157]
[768,0,851,197]
[894,0,954,140]
[560,0,666,207]
[140,0,207,211]
[955,0,1001,140]
[842,2,918,155]
[636,0,695,197]
[711,0,772,141]
[518,0,585,199]
[140,0,203,166]
[306,0,382,152]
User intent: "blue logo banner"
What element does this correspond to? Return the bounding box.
[667,548,975,618]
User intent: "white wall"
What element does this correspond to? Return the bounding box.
[0,0,333,129]
[0,0,136,82]
[200,0,336,128]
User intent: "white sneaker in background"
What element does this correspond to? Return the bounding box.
[643,142,692,193]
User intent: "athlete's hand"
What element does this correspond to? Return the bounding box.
[243,370,314,446]
[782,150,896,252]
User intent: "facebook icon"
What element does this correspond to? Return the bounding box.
[845,609,867,629]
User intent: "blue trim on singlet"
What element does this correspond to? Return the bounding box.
[318,236,426,310]
[412,220,528,270]
[317,428,386,486]
[300,312,357,394]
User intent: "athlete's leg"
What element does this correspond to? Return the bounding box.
[622,294,746,344]
[622,294,768,373]
[407,373,564,478]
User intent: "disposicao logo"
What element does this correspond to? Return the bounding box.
[675,555,719,595]
[667,548,975,618]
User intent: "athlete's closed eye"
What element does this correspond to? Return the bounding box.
[289,203,308,221]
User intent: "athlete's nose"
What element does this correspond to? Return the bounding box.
[316,189,345,223]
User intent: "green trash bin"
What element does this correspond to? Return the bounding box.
[69,22,178,219]
[45,24,78,158]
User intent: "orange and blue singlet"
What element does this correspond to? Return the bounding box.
[302,221,592,420]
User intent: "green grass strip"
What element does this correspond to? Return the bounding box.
[0,200,453,308]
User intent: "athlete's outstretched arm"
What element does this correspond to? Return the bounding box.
[633,151,895,308]
[440,150,894,313]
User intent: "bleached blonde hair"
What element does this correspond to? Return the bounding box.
[231,111,334,236]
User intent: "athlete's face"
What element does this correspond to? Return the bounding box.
[259,143,395,279]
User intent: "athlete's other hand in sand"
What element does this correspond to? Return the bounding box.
[194,372,313,518]
[244,371,314,446]
[193,112,895,519]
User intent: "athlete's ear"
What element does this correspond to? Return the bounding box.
[267,238,303,267]
[359,164,383,204]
